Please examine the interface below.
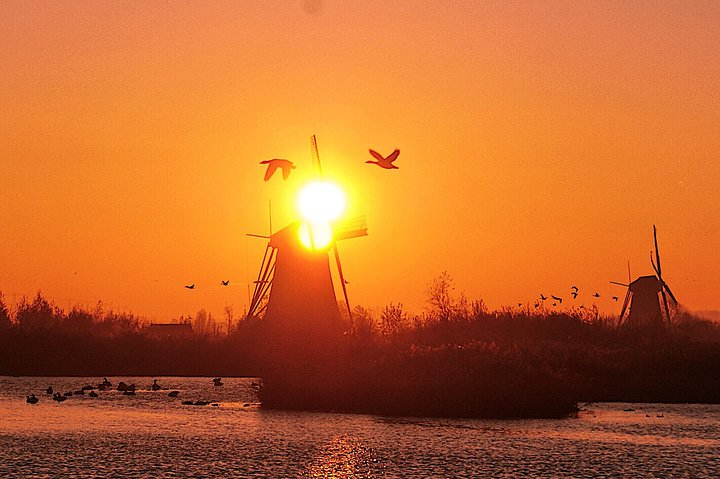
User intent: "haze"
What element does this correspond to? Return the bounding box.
[1,1,718,322]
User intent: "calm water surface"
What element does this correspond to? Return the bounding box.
[0,376,718,478]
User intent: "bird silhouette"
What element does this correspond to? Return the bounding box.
[517,303,522,307]
[593,292,600,298]
[540,294,548,301]
[552,302,557,307]
[221,280,230,286]
[612,296,619,302]
[571,291,578,299]
[185,284,195,290]
[571,285,579,291]
[366,149,400,169]
[551,295,563,304]
[260,159,296,181]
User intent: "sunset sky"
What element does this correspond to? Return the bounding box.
[1,1,718,322]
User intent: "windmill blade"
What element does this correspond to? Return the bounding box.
[650,251,660,276]
[610,281,629,287]
[663,283,678,305]
[627,260,632,283]
[333,245,352,321]
[660,288,671,325]
[618,289,632,325]
[653,224,662,276]
[310,134,324,179]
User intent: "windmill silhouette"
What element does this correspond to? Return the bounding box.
[612,226,679,327]
[246,135,367,335]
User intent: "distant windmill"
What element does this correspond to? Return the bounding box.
[611,226,679,327]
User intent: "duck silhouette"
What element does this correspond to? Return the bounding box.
[540,294,548,301]
[260,159,295,181]
[26,394,38,404]
[221,280,230,286]
[366,149,400,169]
[185,284,195,290]
[151,379,161,391]
[551,295,563,304]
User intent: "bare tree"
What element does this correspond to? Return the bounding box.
[425,271,455,321]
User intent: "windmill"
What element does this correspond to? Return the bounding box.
[246,135,367,338]
[611,225,678,328]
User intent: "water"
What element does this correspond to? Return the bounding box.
[1,377,718,478]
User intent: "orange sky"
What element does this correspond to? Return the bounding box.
[1,1,719,322]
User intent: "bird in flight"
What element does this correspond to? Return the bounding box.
[612,296,619,302]
[260,159,296,181]
[551,295,563,304]
[540,294,548,301]
[593,292,600,298]
[571,291,578,299]
[185,284,195,290]
[366,149,400,169]
[221,280,230,286]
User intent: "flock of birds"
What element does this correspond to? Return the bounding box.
[521,286,621,309]
[261,148,401,182]
[24,377,255,407]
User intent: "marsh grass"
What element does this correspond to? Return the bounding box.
[1,287,718,417]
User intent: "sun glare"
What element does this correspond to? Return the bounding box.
[298,222,334,250]
[297,181,346,223]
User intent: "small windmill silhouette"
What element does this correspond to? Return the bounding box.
[612,226,679,327]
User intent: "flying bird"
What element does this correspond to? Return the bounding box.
[540,294,548,301]
[593,292,600,298]
[221,280,230,286]
[366,149,400,169]
[185,284,195,290]
[612,296,619,302]
[260,159,296,181]
[571,291,578,299]
[571,285,579,291]
[551,295,563,304]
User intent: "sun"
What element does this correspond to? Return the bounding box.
[296,181,346,250]
[297,181,346,223]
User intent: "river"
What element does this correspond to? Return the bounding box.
[0,376,717,478]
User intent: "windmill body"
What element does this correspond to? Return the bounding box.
[625,275,664,328]
[262,222,343,339]
[616,226,678,328]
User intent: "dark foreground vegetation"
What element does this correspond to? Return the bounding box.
[1,276,719,418]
